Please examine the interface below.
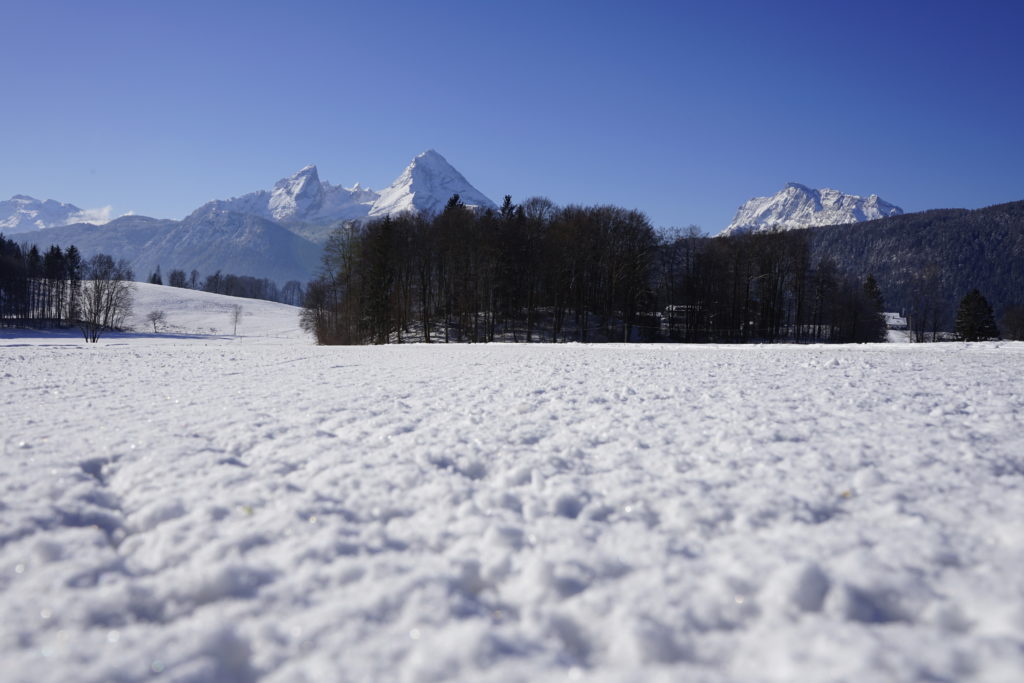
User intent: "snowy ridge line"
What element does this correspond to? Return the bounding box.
[722,183,903,235]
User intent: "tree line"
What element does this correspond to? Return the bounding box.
[1,236,84,326]
[300,195,890,345]
[149,266,304,306]
[1,233,134,341]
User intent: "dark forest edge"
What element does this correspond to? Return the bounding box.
[301,194,1007,346]
[806,199,1024,341]
[1,235,134,342]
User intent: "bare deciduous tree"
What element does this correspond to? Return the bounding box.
[231,304,243,336]
[79,255,135,343]
[146,309,167,333]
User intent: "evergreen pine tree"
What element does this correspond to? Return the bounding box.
[955,289,998,341]
[862,274,887,342]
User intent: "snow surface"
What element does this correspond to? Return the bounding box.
[126,283,305,339]
[2,301,1024,681]
[721,183,903,236]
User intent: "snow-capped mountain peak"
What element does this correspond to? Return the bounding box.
[0,194,111,234]
[191,151,494,235]
[369,150,497,218]
[721,183,903,236]
[269,164,324,221]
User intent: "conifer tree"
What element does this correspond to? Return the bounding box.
[955,289,998,341]
[862,274,887,342]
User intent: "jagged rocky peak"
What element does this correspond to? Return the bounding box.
[269,164,324,221]
[721,183,903,236]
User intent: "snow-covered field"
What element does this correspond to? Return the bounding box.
[127,283,306,340]
[2,287,1023,682]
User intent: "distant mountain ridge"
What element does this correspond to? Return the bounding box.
[200,150,496,242]
[722,183,903,236]
[207,164,379,229]
[10,150,496,283]
[1,195,90,233]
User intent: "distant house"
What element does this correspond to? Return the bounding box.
[884,312,908,330]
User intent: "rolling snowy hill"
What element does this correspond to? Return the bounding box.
[127,281,304,338]
[722,183,903,236]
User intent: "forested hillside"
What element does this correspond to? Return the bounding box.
[808,201,1024,333]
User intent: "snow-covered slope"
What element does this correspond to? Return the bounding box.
[128,281,303,338]
[368,149,498,217]
[722,183,903,236]
[2,339,1023,681]
[0,195,89,234]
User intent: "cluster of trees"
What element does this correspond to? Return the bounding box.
[1,236,84,326]
[149,266,304,306]
[1,234,134,341]
[654,229,886,343]
[301,196,889,345]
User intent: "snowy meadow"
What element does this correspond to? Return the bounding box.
[2,287,1023,682]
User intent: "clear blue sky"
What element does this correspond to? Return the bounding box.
[2,0,1022,234]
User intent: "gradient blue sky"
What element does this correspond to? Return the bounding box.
[2,0,1022,233]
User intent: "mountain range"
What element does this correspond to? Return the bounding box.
[0,195,105,233]
[721,182,903,236]
[5,150,497,283]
